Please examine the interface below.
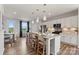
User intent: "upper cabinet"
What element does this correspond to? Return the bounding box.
[42,15,78,29]
[61,16,78,28]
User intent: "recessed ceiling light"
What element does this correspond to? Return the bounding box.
[43,16,47,21]
[32,21,34,24]
[36,17,39,23]
[13,12,16,14]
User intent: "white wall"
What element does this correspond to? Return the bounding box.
[2,17,8,33]
[14,20,20,38]
[0,4,4,55]
[78,8,79,48]
[30,23,38,32]
[29,21,41,32]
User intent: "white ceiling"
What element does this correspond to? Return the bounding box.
[3,4,79,21]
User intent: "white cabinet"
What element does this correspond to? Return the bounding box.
[61,33,70,43]
[61,18,71,27]
[61,16,77,28]
[61,32,78,46]
[70,16,77,27]
[70,33,78,45]
[46,35,61,55]
[42,14,78,46]
[60,15,78,46]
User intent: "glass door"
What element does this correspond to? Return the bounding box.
[20,21,29,37]
[22,21,27,37]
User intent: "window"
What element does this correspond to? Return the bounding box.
[8,20,15,33]
[22,21,27,32]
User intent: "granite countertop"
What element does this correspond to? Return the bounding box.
[39,33,60,40]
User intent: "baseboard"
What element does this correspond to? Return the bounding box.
[0,48,4,55]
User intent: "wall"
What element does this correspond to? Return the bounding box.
[78,8,79,48]
[14,20,20,38]
[29,21,41,32]
[0,4,4,55]
[30,23,38,32]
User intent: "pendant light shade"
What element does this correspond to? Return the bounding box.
[32,21,34,24]
[43,16,47,21]
[36,17,39,23]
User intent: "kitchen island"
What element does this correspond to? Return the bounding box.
[43,34,61,55]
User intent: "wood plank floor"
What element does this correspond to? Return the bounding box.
[4,38,79,55]
[4,38,37,55]
[59,43,79,55]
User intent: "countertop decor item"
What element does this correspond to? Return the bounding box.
[70,27,78,32]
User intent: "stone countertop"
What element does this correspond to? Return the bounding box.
[39,33,60,40]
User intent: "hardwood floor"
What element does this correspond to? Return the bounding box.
[4,38,37,55]
[59,43,79,55]
[4,38,79,55]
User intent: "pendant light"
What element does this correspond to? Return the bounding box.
[32,21,34,24]
[43,16,47,21]
[36,17,39,23]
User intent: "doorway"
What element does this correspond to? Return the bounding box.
[20,21,29,37]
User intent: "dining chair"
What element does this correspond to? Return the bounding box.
[4,34,13,47]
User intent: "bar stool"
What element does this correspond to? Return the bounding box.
[28,33,33,49]
[37,35,46,55]
[27,33,37,50]
[31,33,38,51]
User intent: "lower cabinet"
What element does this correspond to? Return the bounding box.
[61,32,78,46]
[70,34,77,45]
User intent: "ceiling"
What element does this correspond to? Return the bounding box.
[3,4,79,21]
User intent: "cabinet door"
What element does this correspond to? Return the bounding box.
[60,36,65,42]
[61,19,66,28]
[61,33,71,44]
[65,34,71,43]
[70,33,77,45]
[60,33,65,42]
[71,16,77,27]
